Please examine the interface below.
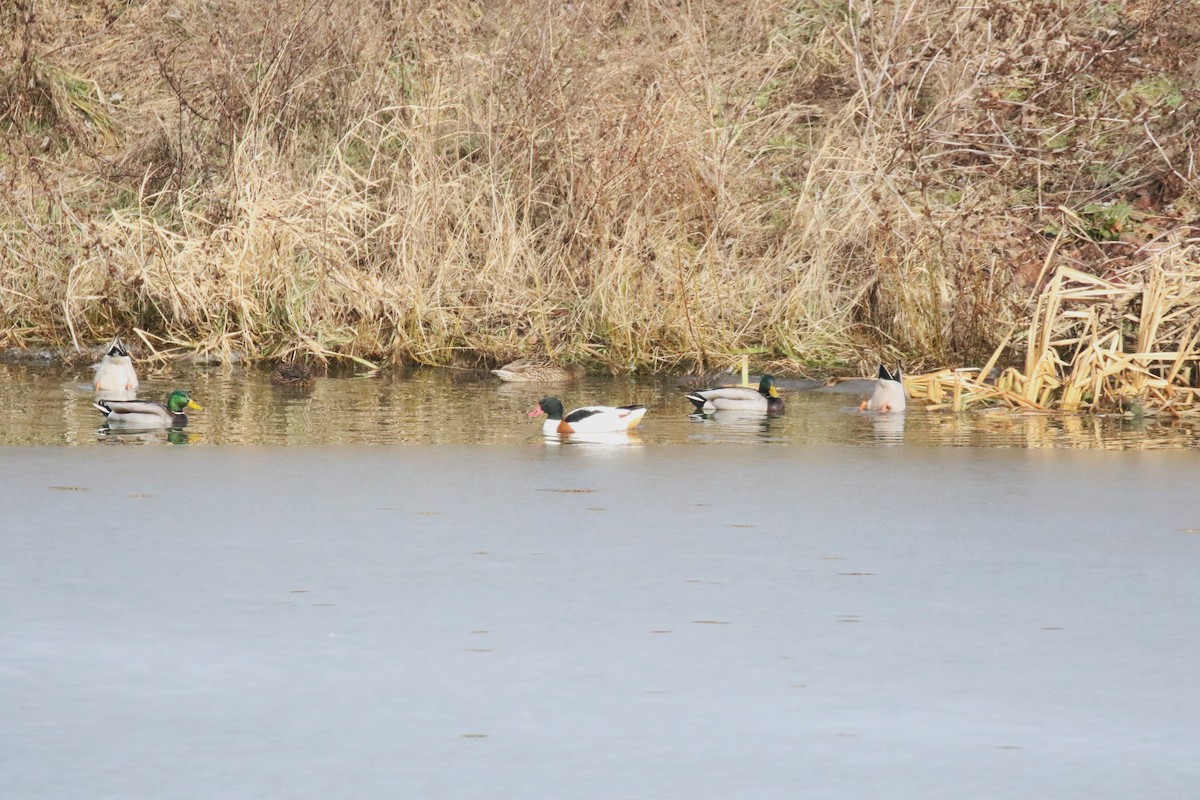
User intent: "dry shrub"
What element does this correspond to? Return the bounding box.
[1,0,1198,375]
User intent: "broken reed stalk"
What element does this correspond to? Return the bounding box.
[906,260,1200,416]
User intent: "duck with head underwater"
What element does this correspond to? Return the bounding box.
[860,365,907,413]
[92,335,139,394]
[95,390,204,429]
[685,374,784,414]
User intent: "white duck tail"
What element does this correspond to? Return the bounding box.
[93,335,139,393]
[862,365,907,413]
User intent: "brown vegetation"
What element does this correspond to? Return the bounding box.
[2,0,1199,376]
[908,262,1200,414]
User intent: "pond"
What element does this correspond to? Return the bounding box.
[1,360,1198,449]
[2,358,1198,799]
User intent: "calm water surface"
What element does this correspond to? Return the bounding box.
[5,446,1199,800]
[5,354,1199,799]
[1,361,1198,449]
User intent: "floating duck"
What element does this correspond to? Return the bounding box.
[271,360,316,389]
[92,336,139,393]
[492,359,585,382]
[860,365,907,412]
[94,390,203,429]
[685,374,784,414]
[528,397,647,435]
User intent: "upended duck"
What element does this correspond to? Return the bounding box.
[94,390,203,429]
[685,374,784,414]
[492,359,586,382]
[528,397,647,435]
[860,365,907,412]
[92,335,138,393]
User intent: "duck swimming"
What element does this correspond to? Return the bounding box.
[492,360,586,382]
[92,336,138,393]
[860,365,907,412]
[528,397,647,435]
[94,390,203,429]
[271,360,316,389]
[685,374,784,414]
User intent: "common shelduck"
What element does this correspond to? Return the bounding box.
[528,396,647,435]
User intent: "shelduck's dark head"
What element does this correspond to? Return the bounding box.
[528,397,565,420]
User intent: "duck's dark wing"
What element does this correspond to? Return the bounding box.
[564,407,603,423]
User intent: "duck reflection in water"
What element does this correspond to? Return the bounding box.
[686,408,779,444]
[97,428,200,445]
[870,413,905,445]
[543,430,644,447]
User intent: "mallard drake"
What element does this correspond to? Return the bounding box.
[94,390,203,428]
[271,360,316,389]
[860,365,907,412]
[92,336,139,393]
[528,397,647,435]
[492,359,585,382]
[685,374,784,414]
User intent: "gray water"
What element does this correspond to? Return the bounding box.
[3,360,1199,798]
[2,446,1198,799]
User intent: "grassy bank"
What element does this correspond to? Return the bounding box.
[2,0,1198,375]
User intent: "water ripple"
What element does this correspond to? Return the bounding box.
[1,363,1197,450]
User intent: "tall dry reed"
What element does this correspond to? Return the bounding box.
[1,0,1198,373]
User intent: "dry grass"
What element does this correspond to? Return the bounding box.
[2,0,1199,375]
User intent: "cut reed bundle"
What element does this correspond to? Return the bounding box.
[907,259,1200,415]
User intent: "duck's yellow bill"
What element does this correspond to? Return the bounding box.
[187,400,204,411]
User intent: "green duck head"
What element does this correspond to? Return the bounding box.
[167,390,204,414]
[757,374,780,398]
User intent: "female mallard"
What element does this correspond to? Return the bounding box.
[528,397,647,435]
[492,359,585,382]
[685,374,784,414]
[92,336,139,393]
[271,360,316,389]
[860,365,907,412]
[94,390,204,429]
